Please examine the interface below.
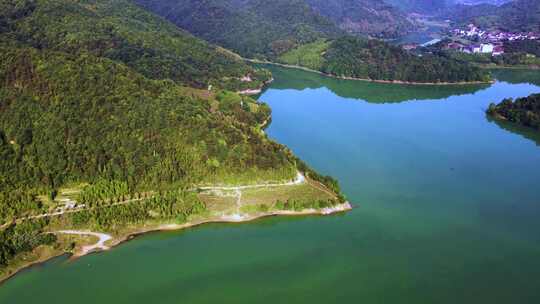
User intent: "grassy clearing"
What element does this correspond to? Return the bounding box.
[241,180,335,207]
[278,39,330,71]
[198,178,337,216]
[198,193,237,215]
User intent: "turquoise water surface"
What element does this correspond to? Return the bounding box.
[1,67,539,303]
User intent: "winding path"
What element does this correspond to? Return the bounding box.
[1,173,307,229]
[198,172,305,191]
[199,172,308,220]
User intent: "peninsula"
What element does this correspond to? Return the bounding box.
[0,0,349,284]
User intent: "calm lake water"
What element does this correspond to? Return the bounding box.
[1,67,540,303]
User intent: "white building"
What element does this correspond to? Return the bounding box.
[480,44,494,54]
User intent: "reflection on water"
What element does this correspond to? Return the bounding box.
[490,69,540,86]
[485,68,540,145]
[258,64,490,103]
[487,115,540,146]
[261,64,540,146]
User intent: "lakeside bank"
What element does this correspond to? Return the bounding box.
[0,202,352,285]
[244,59,495,86]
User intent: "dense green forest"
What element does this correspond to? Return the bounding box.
[279,37,491,83]
[134,0,342,59]
[138,0,490,83]
[0,0,271,91]
[448,51,540,68]
[70,190,206,230]
[384,0,449,13]
[0,44,296,259]
[0,0,344,271]
[305,0,415,38]
[0,220,56,267]
[505,40,540,58]
[487,94,540,130]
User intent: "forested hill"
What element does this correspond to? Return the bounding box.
[135,0,491,83]
[305,0,415,39]
[0,0,270,91]
[278,38,491,83]
[0,0,346,271]
[0,0,296,215]
[135,0,417,53]
[487,94,540,130]
[134,0,343,59]
[442,0,540,32]
[384,0,448,13]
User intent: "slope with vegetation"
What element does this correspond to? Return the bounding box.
[137,0,492,84]
[487,94,540,130]
[306,0,416,39]
[278,37,491,83]
[384,0,449,13]
[423,39,540,68]
[442,0,540,33]
[0,0,272,91]
[134,0,342,60]
[0,0,346,280]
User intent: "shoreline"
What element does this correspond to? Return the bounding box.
[237,77,275,95]
[103,201,353,256]
[0,251,67,287]
[0,202,352,284]
[245,59,495,86]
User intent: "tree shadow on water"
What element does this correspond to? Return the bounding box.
[487,114,540,146]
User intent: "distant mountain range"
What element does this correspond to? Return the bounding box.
[305,0,415,38]
[136,0,490,84]
[133,0,418,58]
[381,0,537,35]
[442,0,539,32]
[384,0,448,13]
[134,0,343,59]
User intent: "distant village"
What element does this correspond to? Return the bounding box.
[402,24,539,57]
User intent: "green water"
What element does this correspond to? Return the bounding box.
[2,67,540,303]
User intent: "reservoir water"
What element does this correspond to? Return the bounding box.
[1,66,540,303]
